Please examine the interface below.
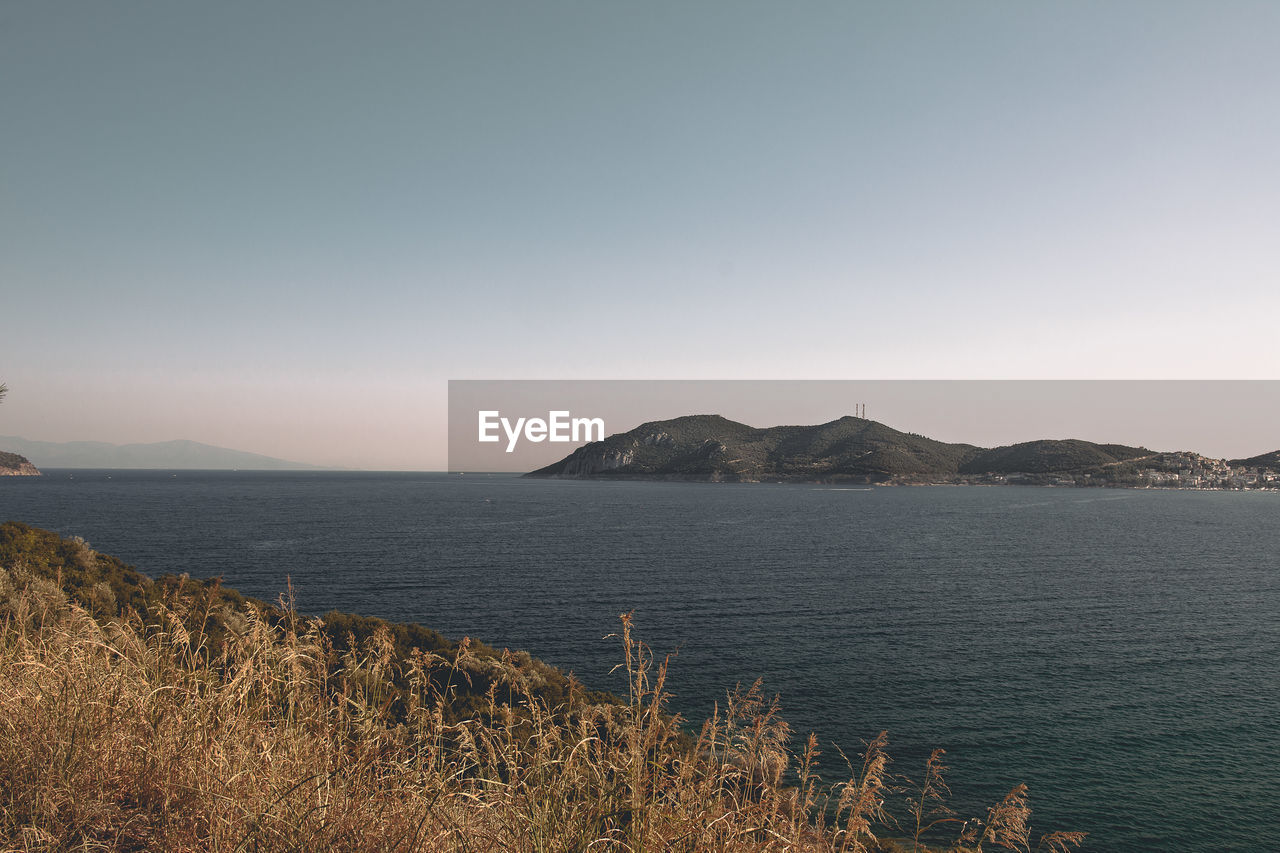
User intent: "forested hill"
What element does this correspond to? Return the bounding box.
[525,414,1197,485]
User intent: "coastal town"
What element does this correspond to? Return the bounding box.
[964,451,1280,489]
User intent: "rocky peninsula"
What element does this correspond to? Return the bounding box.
[527,414,1280,488]
[0,451,40,476]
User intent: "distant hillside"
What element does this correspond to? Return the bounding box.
[0,450,40,476]
[527,414,982,483]
[526,415,1168,484]
[960,439,1153,475]
[1229,449,1280,469]
[0,436,319,470]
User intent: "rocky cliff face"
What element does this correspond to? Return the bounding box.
[553,444,637,476]
[0,450,41,476]
[526,420,747,479]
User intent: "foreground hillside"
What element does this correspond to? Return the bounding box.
[0,522,1083,852]
[528,414,1277,487]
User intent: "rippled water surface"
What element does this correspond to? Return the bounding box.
[3,471,1278,852]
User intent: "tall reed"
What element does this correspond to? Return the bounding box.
[0,558,1085,852]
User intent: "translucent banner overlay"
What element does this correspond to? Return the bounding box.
[447,380,1280,475]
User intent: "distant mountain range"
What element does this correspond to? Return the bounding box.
[0,436,320,470]
[526,415,1279,487]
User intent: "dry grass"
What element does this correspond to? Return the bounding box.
[0,565,1085,852]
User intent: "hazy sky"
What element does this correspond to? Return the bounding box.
[3,3,1278,469]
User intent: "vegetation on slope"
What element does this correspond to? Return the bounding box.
[526,415,1180,484]
[0,450,41,475]
[528,416,984,483]
[1229,449,1280,469]
[958,440,1152,476]
[0,522,1084,852]
[0,521,595,722]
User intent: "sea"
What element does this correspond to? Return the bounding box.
[2,470,1277,852]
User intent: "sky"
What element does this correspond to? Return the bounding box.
[3,2,1279,470]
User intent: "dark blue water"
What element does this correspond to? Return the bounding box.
[3,470,1277,852]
